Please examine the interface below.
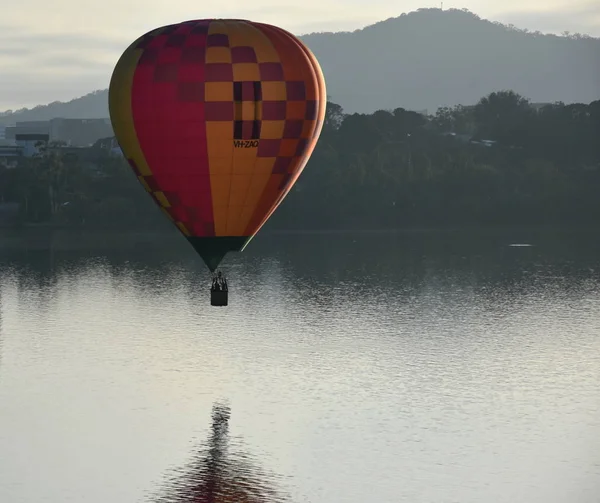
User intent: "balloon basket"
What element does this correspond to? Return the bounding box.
[211,289,228,307]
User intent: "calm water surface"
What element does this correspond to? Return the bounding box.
[0,230,599,503]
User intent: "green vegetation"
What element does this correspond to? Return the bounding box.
[1,90,599,230]
[0,141,161,229]
[274,91,600,228]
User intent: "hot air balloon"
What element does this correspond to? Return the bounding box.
[153,402,290,502]
[108,19,326,305]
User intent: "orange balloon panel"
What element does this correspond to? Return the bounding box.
[108,19,326,271]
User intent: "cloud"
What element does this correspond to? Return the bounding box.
[0,30,131,59]
[228,2,392,33]
[0,73,108,111]
[1,0,599,111]
[495,2,600,36]
[0,0,396,111]
[0,29,125,110]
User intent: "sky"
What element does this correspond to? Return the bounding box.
[1,0,599,111]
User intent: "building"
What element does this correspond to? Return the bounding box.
[15,133,49,156]
[0,139,23,157]
[0,139,24,169]
[92,136,124,157]
[530,102,553,112]
[50,118,114,146]
[5,121,49,137]
[4,118,114,150]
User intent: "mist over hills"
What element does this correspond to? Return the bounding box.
[1,7,599,125]
[304,8,600,113]
[0,90,110,126]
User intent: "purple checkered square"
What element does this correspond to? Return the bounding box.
[305,100,317,120]
[161,25,178,36]
[207,34,229,47]
[205,63,233,82]
[153,63,179,82]
[258,139,281,157]
[286,81,306,100]
[243,121,256,139]
[283,120,303,139]
[295,139,308,156]
[138,48,159,65]
[234,120,260,140]
[262,101,286,120]
[166,34,187,47]
[135,35,154,49]
[233,81,262,102]
[173,23,194,36]
[273,157,292,174]
[278,172,292,190]
[190,22,210,35]
[157,47,182,64]
[242,81,257,101]
[181,46,206,64]
[231,46,257,63]
[189,222,213,235]
[184,207,200,221]
[169,205,189,222]
[259,62,284,81]
[177,82,205,102]
[205,102,234,121]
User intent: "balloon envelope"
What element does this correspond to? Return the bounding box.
[109,19,326,271]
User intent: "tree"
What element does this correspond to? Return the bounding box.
[4,89,600,231]
[323,101,345,132]
[474,90,533,145]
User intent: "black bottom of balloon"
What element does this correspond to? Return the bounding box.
[211,289,228,306]
[187,236,248,272]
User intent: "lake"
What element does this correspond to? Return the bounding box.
[0,229,599,503]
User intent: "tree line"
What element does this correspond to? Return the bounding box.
[1,90,599,230]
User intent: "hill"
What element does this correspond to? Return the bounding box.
[1,8,598,124]
[302,8,600,113]
[0,90,110,126]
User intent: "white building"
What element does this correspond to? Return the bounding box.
[5,118,114,152]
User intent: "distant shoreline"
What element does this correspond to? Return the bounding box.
[1,223,599,236]
[1,225,597,255]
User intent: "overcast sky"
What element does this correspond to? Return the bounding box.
[1,0,599,111]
